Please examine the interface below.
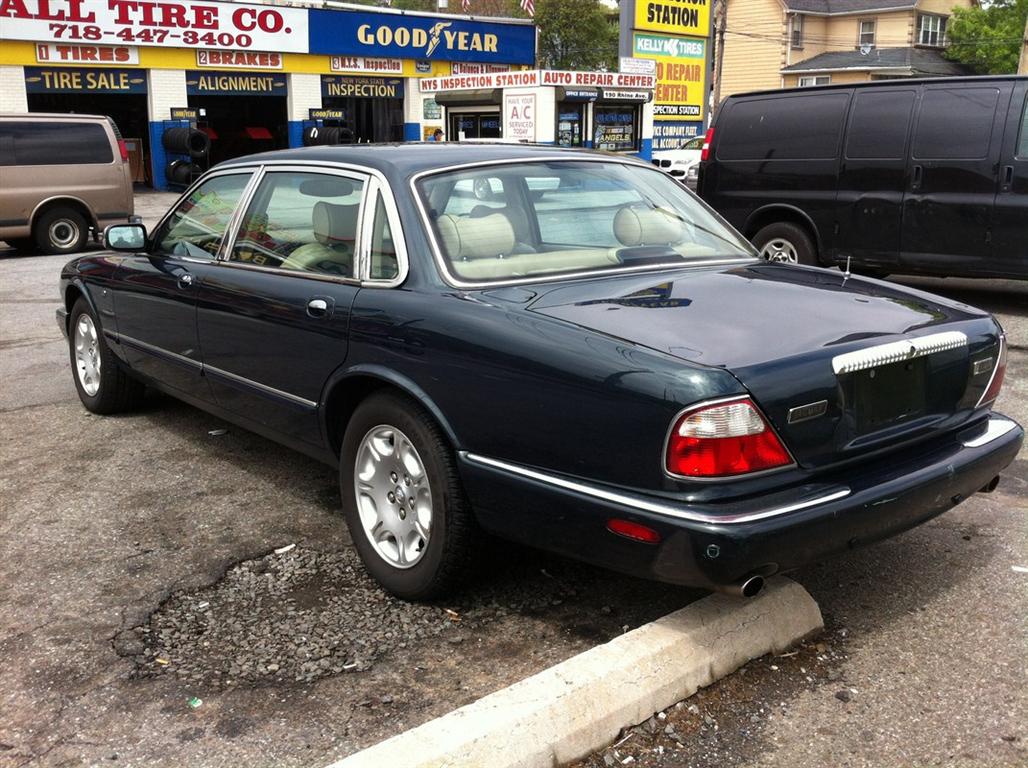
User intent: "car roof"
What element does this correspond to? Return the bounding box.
[0,112,112,120]
[723,74,1026,102]
[216,143,651,177]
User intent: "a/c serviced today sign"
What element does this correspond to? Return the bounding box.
[0,0,309,52]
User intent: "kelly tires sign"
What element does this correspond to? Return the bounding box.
[634,33,706,119]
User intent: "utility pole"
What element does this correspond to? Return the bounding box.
[1019,15,1027,74]
[711,0,727,116]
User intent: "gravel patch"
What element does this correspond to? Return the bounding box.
[123,544,697,691]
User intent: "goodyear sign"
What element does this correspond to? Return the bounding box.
[307,9,535,64]
[634,0,710,38]
[321,75,403,99]
[185,70,286,95]
[24,66,146,93]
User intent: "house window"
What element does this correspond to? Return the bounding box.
[791,15,804,48]
[859,19,876,48]
[918,14,946,47]
[798,75,831,87]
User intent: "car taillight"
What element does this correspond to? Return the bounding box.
[117,139,129,162]
[700,127,714,162]
[666,398,793,478]
[976,335,1007,408]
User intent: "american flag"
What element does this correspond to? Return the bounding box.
[520,0,535,17]
[462,0,470,11]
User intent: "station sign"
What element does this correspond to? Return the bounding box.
[321,75,404,99]
[196,50,282,69]
[0,0,310,52]
[307,8,535,64]
[451,62,511,75]
[600,89,652,102]
[420,70,656,93]
[329,56,403,75]
[634,0,711,38]
[24,65,146,93]
[35,43,138,65]
[185,70,287,95]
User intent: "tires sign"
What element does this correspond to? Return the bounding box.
[0,0,309,53]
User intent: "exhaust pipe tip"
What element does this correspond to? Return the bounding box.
[979,475,1000,494]
[717,574,765,598]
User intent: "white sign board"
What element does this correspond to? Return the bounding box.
[504,93,536,142]
[1,0,309,52]
[620,56,656,75]
[36,43,139,65]
[197,50,282,69]
[330,56,404,75]
[420,69,656,93]
[451,62,511,75]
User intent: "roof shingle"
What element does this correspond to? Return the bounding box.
[782,0,916,13]
[781,47,972,75]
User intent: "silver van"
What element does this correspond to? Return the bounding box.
[0,113,134,254]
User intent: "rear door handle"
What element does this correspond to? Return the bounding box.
[306,296,334,319]
[911,164,923,191]
[1001,165,1013,192]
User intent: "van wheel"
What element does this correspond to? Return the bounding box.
[35,207,88,255]
[340,392,477,601]
[753,222,817,266]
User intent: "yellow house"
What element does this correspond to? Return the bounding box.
[719,0,975,97]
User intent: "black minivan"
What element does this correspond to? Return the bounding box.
[697,76,1027,279]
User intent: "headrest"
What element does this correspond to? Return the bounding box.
[436,212,516,260]
[613,205,684,246]
[313,201,359,246]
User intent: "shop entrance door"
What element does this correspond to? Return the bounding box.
[187,95,288,166]
[449,112,502,140]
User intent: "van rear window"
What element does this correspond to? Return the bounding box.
[716,93,850,161]
[0,121,113,166]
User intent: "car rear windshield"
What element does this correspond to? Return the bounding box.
[0,121,113,166]
[416,160,754,284]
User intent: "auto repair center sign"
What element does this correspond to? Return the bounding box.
[0,0,536,63]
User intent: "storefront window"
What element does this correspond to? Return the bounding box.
[450,112,502,140]
[556,103,585,147]
[594,106,639,152]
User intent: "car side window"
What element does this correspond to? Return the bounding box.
[845,90,915,160]
[152,173,252,260]
[229,171,365,278]
[913,87,1000,160]
[368,193,399,281]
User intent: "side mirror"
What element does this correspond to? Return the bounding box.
[104,223,147,252]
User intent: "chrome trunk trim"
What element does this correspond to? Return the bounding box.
[831,331,968,375]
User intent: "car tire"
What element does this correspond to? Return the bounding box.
[34,207,88,255]
[6,238,35,252]
[68,298,145,414]
[752,222,818,266]
[340,391,477,600]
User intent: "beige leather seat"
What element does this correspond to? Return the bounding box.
[281,201,358,274]
[613,205,685,246]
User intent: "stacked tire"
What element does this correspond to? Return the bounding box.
[302,125,355,146]
[163,127,208,186]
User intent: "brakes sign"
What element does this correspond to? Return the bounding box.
[0,0,310,53]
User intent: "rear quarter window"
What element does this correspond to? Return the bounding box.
[0,121,113,166]
[913,87,1000,160]
[716,93,851,161]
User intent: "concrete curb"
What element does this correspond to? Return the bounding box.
[326,577,823,768]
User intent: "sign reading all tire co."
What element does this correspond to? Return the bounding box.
[0,0,309,52]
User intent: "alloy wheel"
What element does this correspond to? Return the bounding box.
[74,314,101,396]
[760,238,798,263]
[354,424,433,569]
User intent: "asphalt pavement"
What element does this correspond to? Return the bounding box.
[0,203,1025,768]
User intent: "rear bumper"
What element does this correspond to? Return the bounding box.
[459,413,1023,590]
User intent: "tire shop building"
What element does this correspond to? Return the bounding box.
[0,0,536,189]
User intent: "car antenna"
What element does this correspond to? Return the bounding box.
[843,254,852,282]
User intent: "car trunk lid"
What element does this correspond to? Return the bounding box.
[526,263,1000,469]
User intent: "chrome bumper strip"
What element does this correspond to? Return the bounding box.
[461,452,851,525]
[962,417,1018,448]
[832,331,968,375]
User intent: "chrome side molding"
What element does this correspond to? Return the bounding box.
[461,452,851,525]
[832,331,968,375]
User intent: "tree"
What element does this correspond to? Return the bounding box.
[945,0,1028,74]
[508,0,619,70]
